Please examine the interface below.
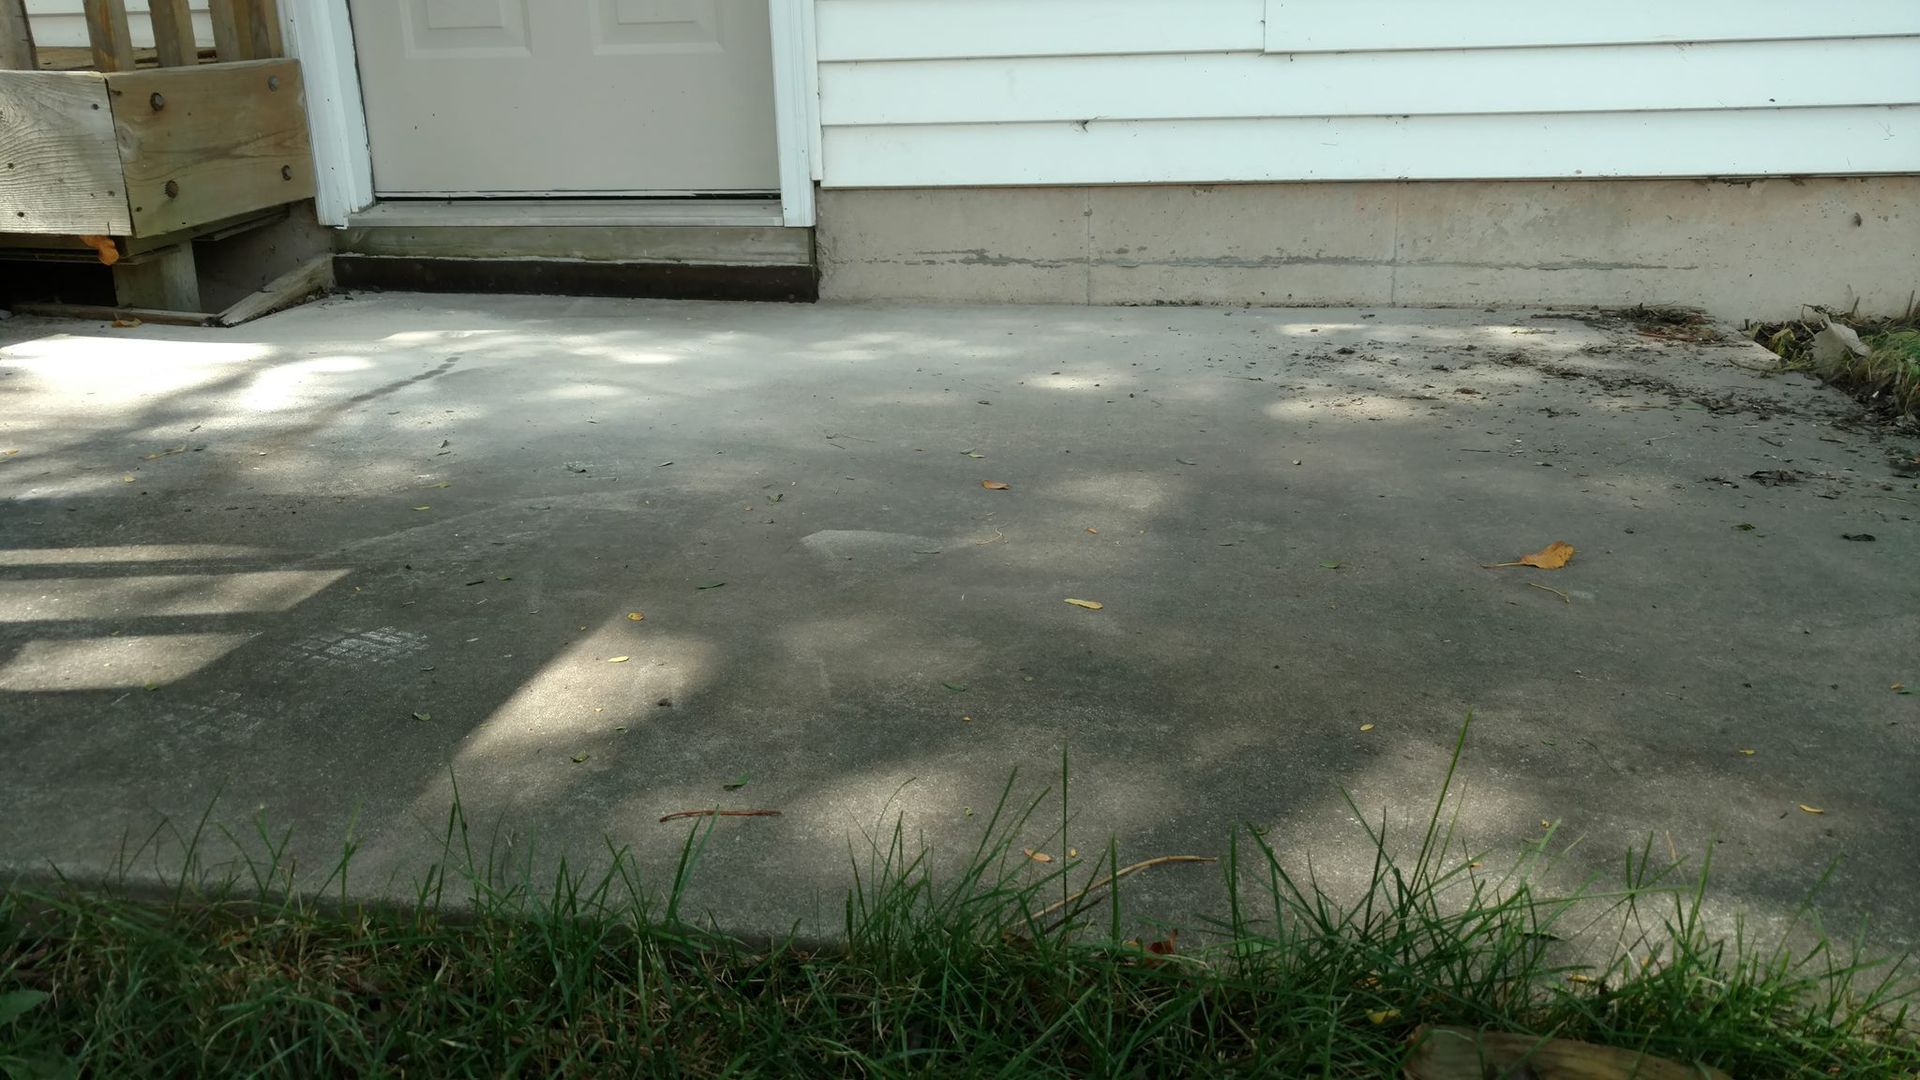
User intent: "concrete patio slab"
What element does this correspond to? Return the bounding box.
[1,295,1915,945]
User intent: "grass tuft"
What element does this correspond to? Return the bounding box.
[1754,304,1920,420]
[3,721,1915,1077]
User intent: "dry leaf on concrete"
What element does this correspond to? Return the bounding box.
[1023,848,1053,863]
[1485,541,1575,570]
[1064,598,1104,610]
[982,480,1010,490]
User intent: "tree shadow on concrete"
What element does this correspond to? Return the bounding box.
[1,295,1914,947]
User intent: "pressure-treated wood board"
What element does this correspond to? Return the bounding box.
[1,0,36,70]
[105,57,312,236]
[216,252,329,325]
[0,71,132,233]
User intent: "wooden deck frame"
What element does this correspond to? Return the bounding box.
[0,0,315,311]
[0,58,314,238]
[0,0,311,311]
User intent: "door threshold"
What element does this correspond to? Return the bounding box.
[348,198,786,229]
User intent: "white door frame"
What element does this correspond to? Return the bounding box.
[286,0,818,228]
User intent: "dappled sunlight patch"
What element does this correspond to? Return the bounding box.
[544,382,628,401]
[0,545,272,566]
[451,626,718,765]
[379,330,510,345]
[1270,322,1370,338]
[0,569,348,622]
[0,334,272,403]
[1026,371,1130,392]
[0,631,255,691]
[232,356,376,413]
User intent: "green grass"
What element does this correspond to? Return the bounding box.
[3,724,1916,1077]
[1756,307,1920,419]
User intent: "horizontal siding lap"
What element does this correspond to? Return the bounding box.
[823,108,1920,187]
[820,39,1920,126]
[1265,0,1920,52]
[816,0,1261,60]
[816,0,1920,185]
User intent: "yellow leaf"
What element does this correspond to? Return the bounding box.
[961,715,973,723]
[1367,1009,1400,1025]
[121,475,135,483]
[1067,847,1079,858]
[1022,848,1052,863]
[1485,540,1576,570]
[1086,527,1099,534]
[1359,723,1375,732]
[607,656,631,664]
[79,234,120,266]
[1521,541,1576,569]
[1064,598,1104,610]
[412,505,431,511]
[1799,804,1824,815]
[982,480,1010,490]
[1739,748,1756,756]
[627,612,645,621]
[1567,973,1595,985]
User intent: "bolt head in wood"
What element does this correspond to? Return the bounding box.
[164,180,180,199]
[281,166,293,181]
[149,93,165,111]
[267,75,280,91]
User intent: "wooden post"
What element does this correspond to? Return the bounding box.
[148,0,198,67]
[246,0,282,59]
[0,0,36,71]
[82,0,135,72]
[112,242,202,312]
[207,0,253,62]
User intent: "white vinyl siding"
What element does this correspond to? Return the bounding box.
[1263,0,1920,53]
[815,0,1920,187]
[24,0,213,50]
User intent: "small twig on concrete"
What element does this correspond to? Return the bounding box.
[1528,582,1571,605]
[658,809,783,823]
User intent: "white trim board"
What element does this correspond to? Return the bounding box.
[286,0,373,227]
[769,0,819,226]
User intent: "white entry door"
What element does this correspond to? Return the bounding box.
[348,0,779,195]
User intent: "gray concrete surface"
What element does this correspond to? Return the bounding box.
[818,177,1920,319]
[1,295,1916,947]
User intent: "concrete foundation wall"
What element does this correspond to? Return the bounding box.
[817,177,1920,319]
